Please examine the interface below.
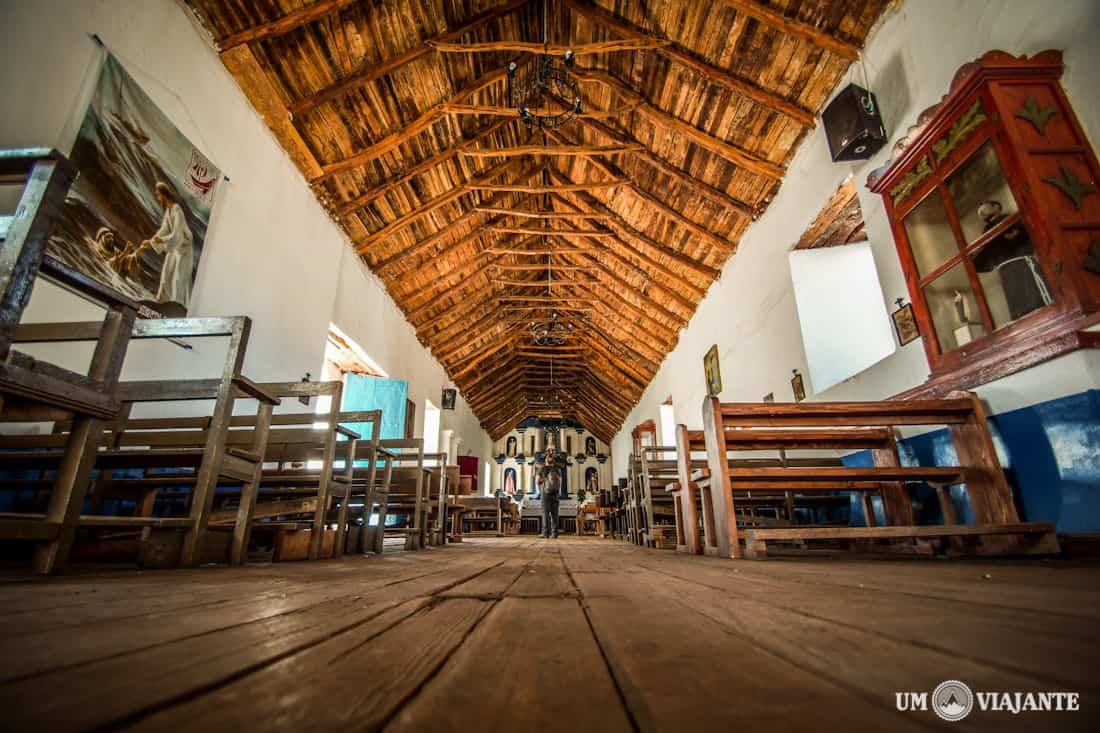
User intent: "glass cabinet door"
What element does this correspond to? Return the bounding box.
[902,136,1053,357]
[903,191,959,278]
[946,141,1019,245]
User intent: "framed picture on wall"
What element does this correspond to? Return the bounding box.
[891,300,920,346]
[791,370,806,402]
[441,388,456,410]
[703,344,722,397]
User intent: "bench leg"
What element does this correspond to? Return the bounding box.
[31,416,104,574]
[743,534,767,560]
[860,492,876,528]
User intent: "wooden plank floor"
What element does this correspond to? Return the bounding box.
[1,537,1098,731]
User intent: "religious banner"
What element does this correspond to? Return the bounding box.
[48,53,221,316]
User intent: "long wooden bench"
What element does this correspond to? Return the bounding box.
[455,496,510,536]
[742,523,1060,559]
[671,423,862,555]
[695,393,1060,559]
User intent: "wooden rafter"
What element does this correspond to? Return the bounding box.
[716,0,862,60]
[576,107,757,218]
[337,116,514,216]
[355,158,517,250]
[426,38,670,55]
[367,166,542,265]
[484,225,613,238]
[215,0,359,51]
[546,170,718,282]
[314,66,515,182]
[459,143,641,158]
[473,207,610,220]
[286,0,531,115]
[573,67,786,181]
[562,0,816,126]
[550,130,734,253]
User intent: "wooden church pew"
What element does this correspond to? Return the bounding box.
[636,445,680,548]
[203,389,381,563]
[345,436,394,555]
[0,315,276,569]
[696,393,1061,559]
[358,438,427,552]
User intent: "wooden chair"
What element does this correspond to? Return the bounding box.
[696,394,1059,559]
[204,391,381,563]
[360,438,426,552]
[635,444,681,548]
[0,313,276,569]
[0,149,140,573]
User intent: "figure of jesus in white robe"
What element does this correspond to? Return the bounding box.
[144,186,194,308]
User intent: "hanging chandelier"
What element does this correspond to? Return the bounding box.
[506,0,582,130]
[529,257,574,346]
[530,310,572,345]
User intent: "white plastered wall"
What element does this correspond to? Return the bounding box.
[611,0,1100,477]
[0,0,492,461]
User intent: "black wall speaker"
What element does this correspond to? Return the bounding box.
[822,83,886,162]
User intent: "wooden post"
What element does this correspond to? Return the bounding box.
[179,318,250,568]
[860,492,876,528]
[872,432,914,526]
[230,400,274,566]
[373,455,393,553]
[701,396,741,559]
[0,151,76,360]
[674,425,702,554]
[356,421,382,553]
[948,391,1019,525]
[31,303,134,574]
[411,444,425,550]
[309,387,340,560]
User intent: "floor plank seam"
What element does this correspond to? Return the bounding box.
[560,551,643,733]
[96,598,432,733]
[639,555,1100,621]
[376,545,549,731]
[638,563,1091,692]
[0,557,510,688]
[89,558,519,731]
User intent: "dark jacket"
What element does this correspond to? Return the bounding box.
[539,464,562,499]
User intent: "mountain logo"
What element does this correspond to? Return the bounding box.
[932,680,974,722]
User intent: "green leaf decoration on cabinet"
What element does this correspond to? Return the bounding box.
[1015,96,1058,135]
[932,99,987,162]
[1042,162,1095,209]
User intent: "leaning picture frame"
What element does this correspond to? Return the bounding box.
[791,370,806,402]
[891,302,920,346]
[703,344,722,397]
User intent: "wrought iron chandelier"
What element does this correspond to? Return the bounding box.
[506,0,582,130]
[530,310,571,346]
[529,259,574,346]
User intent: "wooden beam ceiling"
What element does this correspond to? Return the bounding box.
[190,0,889,439]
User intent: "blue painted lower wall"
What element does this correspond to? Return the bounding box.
[841,389,1100,533]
